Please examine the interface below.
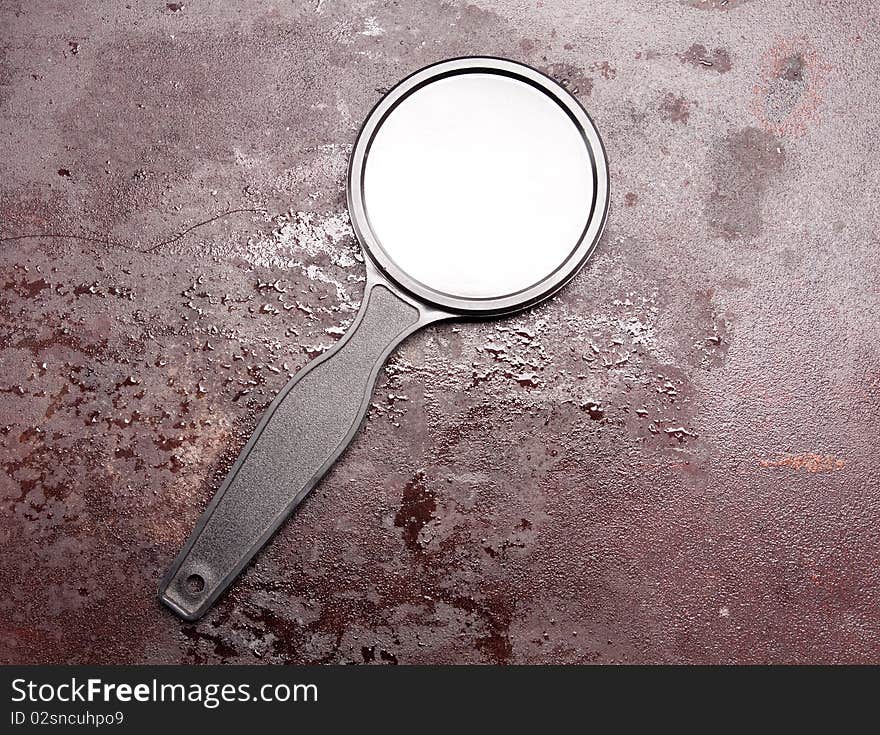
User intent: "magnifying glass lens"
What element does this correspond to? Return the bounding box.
[363,73,595,300]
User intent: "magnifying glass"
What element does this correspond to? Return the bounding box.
[159,57,610,620]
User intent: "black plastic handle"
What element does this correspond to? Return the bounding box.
[159,278,439,620]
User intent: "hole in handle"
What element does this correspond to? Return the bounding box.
[185,573,205,595]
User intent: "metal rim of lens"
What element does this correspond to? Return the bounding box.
[347,56,610,316]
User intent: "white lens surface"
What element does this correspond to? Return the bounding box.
[362,73,594,300]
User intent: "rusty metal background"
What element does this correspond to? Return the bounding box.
[1,0,878,664]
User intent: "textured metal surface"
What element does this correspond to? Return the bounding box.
[1,1,878,664]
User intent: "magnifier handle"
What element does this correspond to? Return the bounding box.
[159,279,433,620]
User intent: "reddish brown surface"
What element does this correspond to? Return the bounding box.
[1,1,879,664]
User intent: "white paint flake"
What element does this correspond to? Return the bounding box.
[360,16,384,36]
